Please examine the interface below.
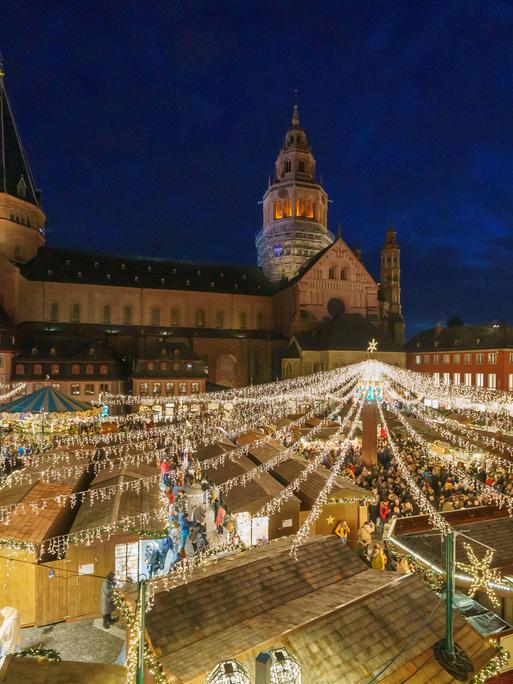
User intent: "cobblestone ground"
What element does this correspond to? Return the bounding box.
[21,618,125,664]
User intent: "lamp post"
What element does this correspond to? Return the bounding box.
[444,530,455,658]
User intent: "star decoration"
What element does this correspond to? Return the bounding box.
[326,515,335,525]
[367,338,378,353]
[455,542,502,608]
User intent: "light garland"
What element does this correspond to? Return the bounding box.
[15,647,61,662]
[376,400,451,536]
[289,398,364,556]
[455,543,503,608]
[255,398,361,517]
[0,382,26,402]
[472,639,510,684]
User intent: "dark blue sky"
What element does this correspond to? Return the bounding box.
[2,1,513,337]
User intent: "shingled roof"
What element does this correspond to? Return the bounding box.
[143,536,495,683]
[21,247,277,295]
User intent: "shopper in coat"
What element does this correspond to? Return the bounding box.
[101,571,117,629]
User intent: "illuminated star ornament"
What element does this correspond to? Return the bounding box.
[326,515,335,525]
[367,338,378,353]
[456,542,502,608]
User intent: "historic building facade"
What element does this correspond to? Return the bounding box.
[0,64,405,398]
[407,322,513,391]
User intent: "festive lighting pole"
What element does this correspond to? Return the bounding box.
[444,530,455,658]
[136,576,147,684]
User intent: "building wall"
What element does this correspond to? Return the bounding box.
[407,349,513,391]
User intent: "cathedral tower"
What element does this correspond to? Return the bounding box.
[0,59,45,263]
[256,106,333,282]
[380,227,404,344]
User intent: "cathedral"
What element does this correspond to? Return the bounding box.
[0,62,405,401]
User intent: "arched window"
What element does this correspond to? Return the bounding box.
[215,310,224,329]
[123,306,132,325]
[170,308,180,326]
[72,363,80,376]
[328,266,337,279]
[196,309,205,328]
[99,364,109,375]
[296,197,305,217]
[306,199,315,219]
[147,361,155,371]
[85,364,94,376]
[151,307,160,326]
[51,363,60,376]
[33,363,43,376]
[160,361,168,371]
[283,198,292,217]
[49,302,59,322]
[239,312,247,329]
[341,267,349,280]
[274,199,283,220]
[71,303,80,323]
[103,305,111,324]
[15,363,25,375]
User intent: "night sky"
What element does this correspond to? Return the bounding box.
[2,1,513,338]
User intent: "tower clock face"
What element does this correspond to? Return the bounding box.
[273,243,284,257]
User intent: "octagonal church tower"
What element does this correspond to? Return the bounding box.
[256,106,333,282]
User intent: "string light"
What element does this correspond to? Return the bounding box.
[290,398,364,555]
[455,542,503,608]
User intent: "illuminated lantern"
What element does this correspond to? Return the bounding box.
[206,660,251,684]
[269,648,302,684]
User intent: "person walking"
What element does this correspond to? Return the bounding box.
[101,571,117,629]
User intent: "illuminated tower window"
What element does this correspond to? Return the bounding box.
[283,198,292,217]
[296,197,305,217]
[274,200,283,219]
[306,199,315,219]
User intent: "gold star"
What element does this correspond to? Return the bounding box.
[326,515,335,525]
[455,542,502,608]
[367,338,378,353]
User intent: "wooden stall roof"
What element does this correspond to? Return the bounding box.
[203,452,300,515]
[246,439,370,508]
[144,535,494,683]
[393,512,513,572]
[0,656,125,684]
[69,463,164,535]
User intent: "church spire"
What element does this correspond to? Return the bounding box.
[0,56,41,207]
[292,104,299,128]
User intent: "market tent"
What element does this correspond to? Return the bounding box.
[0,386,92,413]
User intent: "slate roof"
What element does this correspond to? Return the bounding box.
[286,313,403,353]
[21,247,277,295]
[144,536,494,683]
[407,322,513,351]
[0,74,41,206]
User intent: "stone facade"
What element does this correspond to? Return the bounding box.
[0,66,405,397]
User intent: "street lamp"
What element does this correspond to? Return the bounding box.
[268,649,301,684]
[206,660,251,684]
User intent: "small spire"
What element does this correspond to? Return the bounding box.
[337,224,342,239]
[292,104,299,127]
[0,53,5,79]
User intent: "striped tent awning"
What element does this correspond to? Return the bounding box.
[0,386,92,413]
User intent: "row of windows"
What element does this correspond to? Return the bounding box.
[48,303,264,329]
[15,363,110,376]
[273,198,317,220]
[144,360,197,372]
[414,351,509,365]
[138,381,200,396]
[432,372,501,389]
[281,159,308,174]
[9,211,32,227]
[328,267,350,280]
